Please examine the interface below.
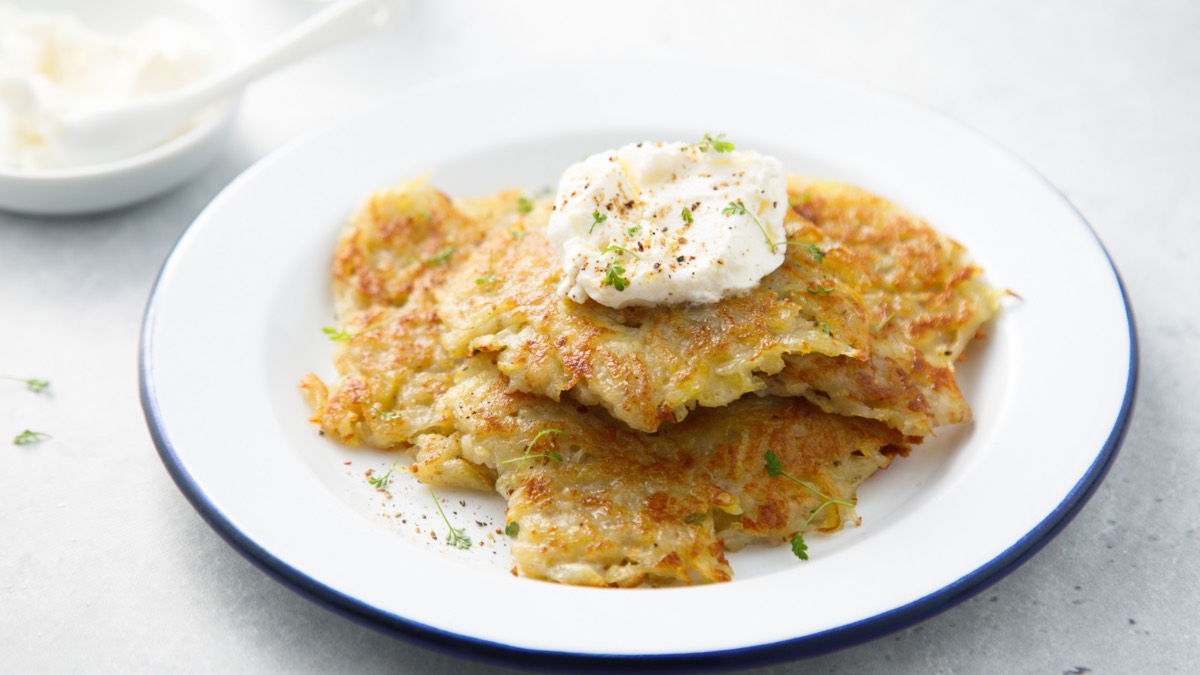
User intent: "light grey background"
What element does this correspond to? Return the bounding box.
[2,0,1196,672]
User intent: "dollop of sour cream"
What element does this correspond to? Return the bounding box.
[547,141,788,309]
[0,5,218,170]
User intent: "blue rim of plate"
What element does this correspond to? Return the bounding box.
[139,109,1138,673]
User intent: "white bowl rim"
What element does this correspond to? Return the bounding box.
[0,0,243,182]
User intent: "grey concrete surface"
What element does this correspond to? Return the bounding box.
[2,1,1196,672]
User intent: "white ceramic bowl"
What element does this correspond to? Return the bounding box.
[0,0,240,216]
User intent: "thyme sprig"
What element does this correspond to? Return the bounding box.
[430,488,472,550]
[603,261,629,291]
[601,244,641,259]
[322,319,387,342]
[475,253,498,286]
[1,376,49,393]
[13,430,51,446]
[424,246,455,266]
[764,451,854,561]
[368,459,400,489]
[590,210,607,233]
[692,133,735,153]
[723,200,778,251]
[500,429,564,472]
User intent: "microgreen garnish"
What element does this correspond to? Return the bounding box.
[683,513,707,525]
[322,327,351,342]
[601,244,641,259]
[790,534,809,560]
[603,261,629,291]
[379,410,401,422]
[430,488,472,550]
[874,313,895,333]
[806,286,834,295]
[628,224,642,236]
[590,210,608,233]
[2,376,49,393]
[322,319,387,342]
[501,429,564,472]
[601,244,637,291]
[764,451,854,561]
[764,451,785,476]
[804,244,825,263]
[723,200,778,251]
[475,254,498,286]
[13,430,51,446]
[693,133,735,153]
[517,196,534,214]
[681,207,693,224]
[505,521,520,537]
[820,323,831,336]
[368,460,400,489]
[788,192,812,209]
[424,246,455,266]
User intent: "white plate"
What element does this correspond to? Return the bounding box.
[140,63,1136,668]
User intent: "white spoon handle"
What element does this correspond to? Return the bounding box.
[173,0,395,112]
[54,0,400,166]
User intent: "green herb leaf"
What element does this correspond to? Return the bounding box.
[805,244,825,263]
[590,210,608,234]
[424,246,455,266]
[693,133,735,153]
[368,465,395,489]
[379,410,401,421]
[723,200,779,251]
[323,319,388,341]
[627,224,641,236]
[601,244,641,259]
[764,450,784,477]
[511,229,527,240]
[475,253,498,286]
[2,376,49,393]
[13,430,51,446]
[603,261,629,291]
[820,322,831,336]
[430,488,472,550]
[322,327,351,342]
[764,451,855,562]
[681,207,693,224]
[517,196,534,214]
[505,521,519,537]
[683,513,708,525]
[790,533,809,560]
[500,429,564,471]
[529,428,562,450]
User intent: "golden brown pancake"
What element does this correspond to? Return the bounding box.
[764,178,1003,435]
[302,176,996,586]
